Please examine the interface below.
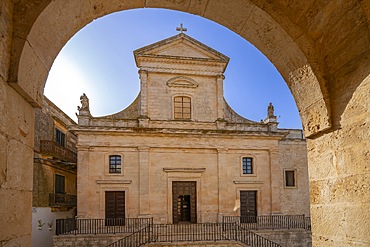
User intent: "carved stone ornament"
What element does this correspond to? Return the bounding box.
[166,76,198,88]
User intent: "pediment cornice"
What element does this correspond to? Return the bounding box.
[134,33,229,62]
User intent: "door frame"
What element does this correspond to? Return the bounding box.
[239,190,257,223]
[98,183,131,219]
[105,191,126,226]
[172,181,197,224]
[236,188,262,217]
[166,177,202,224]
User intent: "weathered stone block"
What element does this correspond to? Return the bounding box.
[0,189,32,247]
[203,0,254,34]
[0,0,12,81]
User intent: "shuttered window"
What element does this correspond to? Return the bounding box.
[174,96,191,120]
[55,128,65,147]
[55,174,65,194]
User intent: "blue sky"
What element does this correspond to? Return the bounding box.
[44,8,302,129]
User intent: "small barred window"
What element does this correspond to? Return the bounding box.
[109,155,122,174]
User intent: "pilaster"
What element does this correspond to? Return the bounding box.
[138,146,150,216]
[77,146,90,218]
[139,69,149,118]
[269,148,282,214]
[216,74,225,119]
[217,148,228,221]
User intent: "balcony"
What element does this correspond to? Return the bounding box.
[40,140,77,163]
[49,193,77,207]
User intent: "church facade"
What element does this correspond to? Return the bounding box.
[72,33,309,224]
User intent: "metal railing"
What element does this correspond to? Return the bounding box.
[56,218,153,236]
[223,215,311,230]
[40,140,77,163]
[49,193,77,207]
[107,223,282,247]
[106,226,152,247]
[228,223,283,247]
[152,223,229,242]
[304,216,311,230]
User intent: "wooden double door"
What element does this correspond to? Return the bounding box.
[240,191,257,223]
[172,181,197,224]
[105,191,125,225]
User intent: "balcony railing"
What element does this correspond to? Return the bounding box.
[49,193,77,207]
[40,140,77,163]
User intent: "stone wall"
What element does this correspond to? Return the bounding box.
[53,234,129,247]
[53,235,245,247]
[53,230,310,247]
[307,73,370,246]
[0,2,34,246]
[147,241,244,247]
[0,67,34,247]
[279,138,310,216]
[255,229,312,247]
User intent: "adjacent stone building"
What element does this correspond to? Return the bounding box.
[72,33,309,224]
[32,97,77,247]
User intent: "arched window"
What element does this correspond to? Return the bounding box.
[174,96,191,120]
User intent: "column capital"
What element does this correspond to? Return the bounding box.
[138,69,148,76]
[269,148,280,154]
[217,148,228,153]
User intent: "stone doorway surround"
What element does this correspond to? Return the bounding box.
[164,168,205,224]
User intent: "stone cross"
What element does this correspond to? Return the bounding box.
[176,23,187,33]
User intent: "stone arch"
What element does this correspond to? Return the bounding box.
[13,0,331,137]
[4,1,370,246]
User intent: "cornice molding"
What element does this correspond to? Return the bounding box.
[233,180,264,184]
[96,180,132,184]
[163,168,206,173]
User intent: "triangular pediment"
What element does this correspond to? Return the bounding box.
[134,33,229,62]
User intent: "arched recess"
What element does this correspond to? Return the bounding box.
[12,0,331,137]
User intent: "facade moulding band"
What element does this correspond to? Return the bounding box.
[96,180,132,184]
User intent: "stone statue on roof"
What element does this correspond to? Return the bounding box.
[267,102,275,118]
[78,93,89,111]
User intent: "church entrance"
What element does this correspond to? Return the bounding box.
[240,191,257,223]
[172,181,197,224]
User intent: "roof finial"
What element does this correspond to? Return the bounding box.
[176,23,187,34]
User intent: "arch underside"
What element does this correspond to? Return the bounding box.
[11,0,369,138]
